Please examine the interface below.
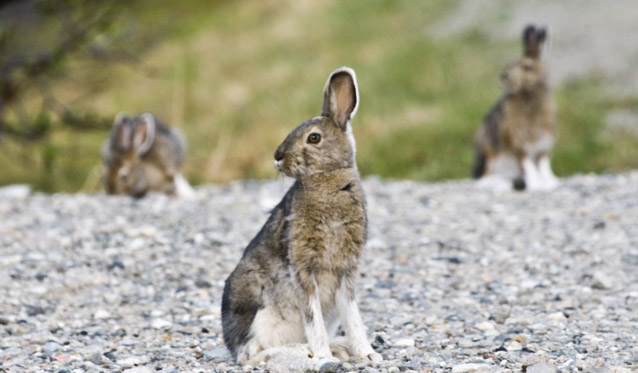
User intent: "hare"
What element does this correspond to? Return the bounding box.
[222,67,382,371]
[473,25,559,191]
[101,113,194,198]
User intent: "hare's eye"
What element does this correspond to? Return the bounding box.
[307,133,321,144]
[523,64,533,71]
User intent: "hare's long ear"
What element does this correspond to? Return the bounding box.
[321,67,359,131]
[523,25,547,59]
[133,113,157,156]
[112,113,132,151]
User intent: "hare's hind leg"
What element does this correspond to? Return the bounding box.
[174,173,195,199]
[520,155,543,191]
[476,154,517,192]
[538,155,559,190]
[237,304,307,363]
[248,343,338,372]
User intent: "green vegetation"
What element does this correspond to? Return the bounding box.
[1,0,636,192]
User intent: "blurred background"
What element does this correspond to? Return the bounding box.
[1,0,637,193]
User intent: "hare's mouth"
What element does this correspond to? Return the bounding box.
[274,159,283,172]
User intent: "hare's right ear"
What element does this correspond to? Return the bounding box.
[112,113,132,151]
[321,67,359,131]
[133,113,157,156]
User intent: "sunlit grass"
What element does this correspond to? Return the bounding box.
[1,0,637,192]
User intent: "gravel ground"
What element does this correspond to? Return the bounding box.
[1,172,637,372]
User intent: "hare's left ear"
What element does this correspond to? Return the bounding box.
[133,113,156,156]
[321,67,359,131]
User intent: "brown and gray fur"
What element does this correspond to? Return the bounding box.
[221,67,382,370]
[101,113,192,198]
[473,25,559,191]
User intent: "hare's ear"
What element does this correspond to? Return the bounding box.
[321,67,359,131]
[133,113,156,156]
[113,113,132,151]
[522,24,546,59]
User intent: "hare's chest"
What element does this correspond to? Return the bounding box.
[288,191,366,271]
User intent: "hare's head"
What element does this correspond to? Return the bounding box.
[274,67,359,179]
[109,113,164,197]
[501,25,548,94]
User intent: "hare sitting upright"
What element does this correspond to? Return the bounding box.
[222,67,382,371]
[102,113,194,198]
[473,25,559,191]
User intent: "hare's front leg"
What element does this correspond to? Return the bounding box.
[336,273,383,362]
[294,271,334,360]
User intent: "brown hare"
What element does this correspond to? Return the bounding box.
[222,67,382,371]
[473,25,559,191]
[101,113,194,198]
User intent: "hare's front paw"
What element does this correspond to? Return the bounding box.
[366,351,383,362]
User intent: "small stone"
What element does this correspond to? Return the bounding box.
[341,362,355,371]
[320,362,341,373]
[505,340,522,351]
[389,315,411,326]
[393,338,415,347]
[123,367,154,373]
[525,363,556,373]
[451,363,492,373]
[94,309,111,320]
[547,312,566,321]
[0,184,31,199]
[388,367,401,373]
[151,318,172,329]
[476,321,499,336]
[203,347,228,362]
[26,305,47,317]
[42,341,61,352]
[89,352,103,365]
[117,356,149,368]
[591,272,614,290]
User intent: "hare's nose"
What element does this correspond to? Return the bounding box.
[274,149,284,162]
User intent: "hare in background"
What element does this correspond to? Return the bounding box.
[222,67,382,371]
[102,113,194,198]
[473,25,559,191]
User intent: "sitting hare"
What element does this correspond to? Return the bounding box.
[473,25,559,191]
[102,113,194,198]
[222,67,382,371]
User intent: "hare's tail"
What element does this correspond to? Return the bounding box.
[472,148,487,179]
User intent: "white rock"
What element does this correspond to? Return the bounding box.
[151,318,172,329]
[118,356,149,368]
[123,366,154,373]
[393,338,415,347]
[94,309,111,320]
[0,184,30,199]
[452,363,492,373]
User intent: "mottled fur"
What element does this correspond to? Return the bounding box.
[473,25,558,191]
[222,67,381,370]
[102,113,193,198]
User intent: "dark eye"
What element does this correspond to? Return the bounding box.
[523,64,533,71]
[307,133,321,144]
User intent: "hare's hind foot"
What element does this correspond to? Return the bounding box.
[329,337,383,363]
[247,343,339,373]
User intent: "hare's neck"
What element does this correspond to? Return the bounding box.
[512,82,549,100]
[297,168,360,191]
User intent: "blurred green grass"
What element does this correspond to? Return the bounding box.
[1,0,637,192]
